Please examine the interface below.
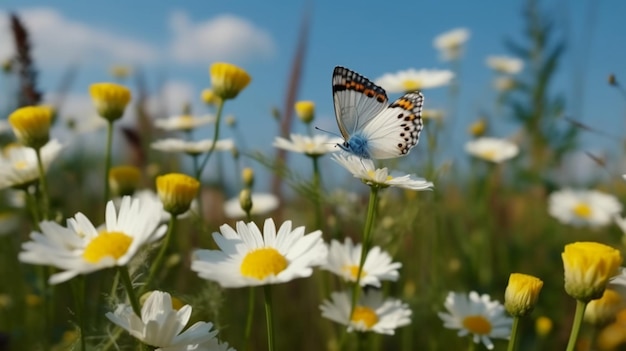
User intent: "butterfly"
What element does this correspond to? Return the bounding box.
[332,66,424,159]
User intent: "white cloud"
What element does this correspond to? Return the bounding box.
[169,11,275,63]
[0,8,159,66]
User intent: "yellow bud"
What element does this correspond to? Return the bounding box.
[504,273,543,317]
[9,106,53,149]
[156,173,200,216]
[535,316,553,337]
[294,101,315,124]
[239,188,253,214]
[89,82,131,122]
[209,62,251,100]
[468,118,487,137]
[585,289,623,325]
[108,165,141,197]
[242,167,254,189]
[562,242,622,302]
[201,88,220,106]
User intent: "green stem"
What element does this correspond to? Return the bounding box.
[192,154,204,218]
[23,188,41,230]
[507,316,520,351]
[468,335,476,351]
[71,276,87,351]
[143,215,177,294]
[104,120,114,202]
[263,285,275,351]
[311,156,323,231]
[196,99,225,179]
[565,300,587,351]
[118,266,141,317]
[244,287,255,350]
[35,148,50,220]
[350,186,380,317]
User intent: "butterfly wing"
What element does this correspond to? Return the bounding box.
[360,91,424,159]
[332,66,388,140]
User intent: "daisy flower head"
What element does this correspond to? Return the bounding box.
[210,62,251,100]
[465,137,519,163]
[562,242,622,302]
[486,55,524,75]
[89,82,131,122]
[191,218,327,288]
[433,27,470,61]
[0,139,63,190]
[106,290,223,351]
[154,114,216,132]
[152,138,234,156]
[374,68,454,93]
[332,154,433,191]
[19,196,167,284]
[320,290,411,335]
[223,192,279,219]
[8,105,53,149]
[438,291,513,350]
[548,189,622,228]
[294,100,315,124]
[322,238,401,287]
[273,134,343,157]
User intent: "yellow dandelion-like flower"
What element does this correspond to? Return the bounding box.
[201,88,220,106]
[585,289,623,325]
[294,101,315,124]
[8,106,53,149]
[89,82,131,122]
[109,165,141,197]
[209,62,251,100]
[156,173,200,216]
[562,242,623,302]
[504,273,543,317]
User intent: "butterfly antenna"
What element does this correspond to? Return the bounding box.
[314,126,343,138]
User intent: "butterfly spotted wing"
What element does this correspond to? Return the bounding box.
[332,66,424,159]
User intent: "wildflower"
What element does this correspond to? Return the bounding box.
[486,56,524,74]
[191,218,327,288]
[375,68,454,93]
[332,154,434,190]
[154,115,215,132]
[273,134,343,157]
[89,83,131,122]
[562,242,622,302]
[109,165,141,197]
[156,173,200,216]
[106,291,227,351]
[151,138,234,155]
[468,119,487,137]
[438,291,513,350]
[322,238,401,287]
[124,189,197,222]
[209,62,251,100]
[504,273,543,317]
[201,89,220,106]
[294,101,315,124]
[19,196,166,284]
[535,316,553,337]
[433,28,470,61]
[223,193,279,219]
[0,140,63,190]
[465,137,519,163]
[241,168,254,189]
[8,106,53,149]
[584,289,623,325]
[320,290,411,334]
[548,189,622,228]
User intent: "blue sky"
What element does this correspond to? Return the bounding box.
[1,0,626,190]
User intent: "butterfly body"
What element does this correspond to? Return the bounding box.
[332,66,424,159]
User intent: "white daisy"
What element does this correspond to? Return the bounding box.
[191,218,327,288]
[438,291,513,350]
[0,139,63,190]
[273,134,343,156]
[433,27,470,61]
[486,56,524,74]
[19,196,167,284]
[106,290,225,351]
[548,189,622,228]
[332,154,434,191]
[151,138,235,155]
[116,189,198,222]
[465,137,519,163]
[322,238,401,287]
[374,68,454,93]
[320,290,411,335]
[154,115,215,132]
[223,193,279,219]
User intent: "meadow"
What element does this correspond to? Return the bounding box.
[1,2,626,351]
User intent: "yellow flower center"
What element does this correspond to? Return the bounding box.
[367,170,392,181]
[343,265,365,280]
[240,247,287,280]
[402,79,422,91]
[351,306,379,329]
[478,150,497,161]
[82,231,133,263]
[572,203,592,218]
[13,160,29,170]
[462,315,492,335]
